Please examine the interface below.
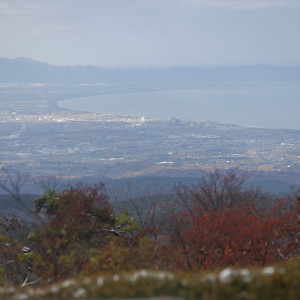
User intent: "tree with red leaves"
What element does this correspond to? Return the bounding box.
[161,170,298,270]
[32,183,115,281]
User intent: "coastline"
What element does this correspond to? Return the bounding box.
[57,86,300,130]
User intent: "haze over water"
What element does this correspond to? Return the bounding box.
[59,85,300,130]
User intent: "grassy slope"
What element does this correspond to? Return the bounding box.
[0,259,299,300]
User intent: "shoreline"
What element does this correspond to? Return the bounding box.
[56,86,300,131]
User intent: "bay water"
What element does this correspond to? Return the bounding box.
[58,85,300,130]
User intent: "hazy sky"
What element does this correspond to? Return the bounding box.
[0,0,299,67]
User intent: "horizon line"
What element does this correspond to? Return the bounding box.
[1,56,300,69]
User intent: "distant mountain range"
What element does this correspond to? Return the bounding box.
[1,57,300,85]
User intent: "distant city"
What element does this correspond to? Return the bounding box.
[0,58,299,194]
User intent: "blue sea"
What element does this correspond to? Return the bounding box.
[58,85,300,130]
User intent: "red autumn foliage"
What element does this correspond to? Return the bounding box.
[32,183,115,281]
[160,170,298,270]
[46,183,114,243]
[1,170,299,286]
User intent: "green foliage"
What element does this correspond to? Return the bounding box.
[34,189,59,214]
[115,208,138,232]
[0,267,4,287]
[0,216,33,286]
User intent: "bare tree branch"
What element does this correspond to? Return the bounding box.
[0,166,46,225]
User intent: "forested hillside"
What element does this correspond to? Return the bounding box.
[0,169,299,299]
